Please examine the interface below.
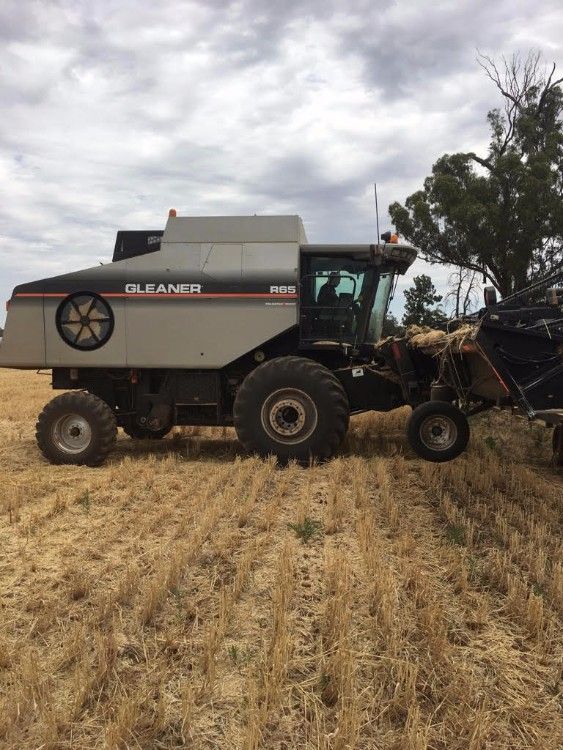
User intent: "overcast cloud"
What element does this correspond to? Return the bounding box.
[1,0,562,324]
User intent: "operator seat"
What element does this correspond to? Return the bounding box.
[316,292,354,339]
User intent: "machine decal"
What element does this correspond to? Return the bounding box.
[270,285,297,294]
[12,273,300,300]
[125,283,202,294]
[16,285,298,300]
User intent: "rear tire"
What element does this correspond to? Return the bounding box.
[407,401,469,462]
[122,423,171,440]
[553,425,563,466]
[36,392,117,466]
[233,356,349,462]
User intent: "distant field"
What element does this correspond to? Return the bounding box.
[0,368,561,749]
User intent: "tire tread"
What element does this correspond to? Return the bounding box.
[407,400,469,463]
[234,356,349,461]
[36,391,117,466]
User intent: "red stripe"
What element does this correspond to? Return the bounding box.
[16,292,298,299]
[16,293,62,297]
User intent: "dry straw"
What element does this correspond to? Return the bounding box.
[0,368,561,748]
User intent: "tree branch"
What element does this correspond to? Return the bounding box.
[537,62,563,112]
[419,249,499,289]
[466,153,494,171]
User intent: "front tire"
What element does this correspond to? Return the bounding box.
[233,356,349,462]
[36,392,117,466]
[407,401,469,462]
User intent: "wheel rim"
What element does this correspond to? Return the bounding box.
[419,415,458,452]
[261,388,318,445]
[52,413,92,454]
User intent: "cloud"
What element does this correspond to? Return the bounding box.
[0,0,562,325]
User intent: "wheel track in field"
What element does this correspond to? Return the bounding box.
[220,460,370,750]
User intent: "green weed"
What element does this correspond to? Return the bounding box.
[288,517,322,544]
[445,524,465,546]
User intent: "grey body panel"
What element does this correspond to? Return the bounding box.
[0,299,46,368]
[124,239,299,368]
[0,216,305,370]
[126,299,296,368]
[162,215,308,245]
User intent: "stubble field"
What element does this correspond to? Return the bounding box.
[0,368,561,749]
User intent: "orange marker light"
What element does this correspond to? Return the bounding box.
[390,233,399,244]
[168,208,177,217]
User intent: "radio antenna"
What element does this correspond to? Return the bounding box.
[374,182,381,245]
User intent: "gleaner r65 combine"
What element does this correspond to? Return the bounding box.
[0,212,562,466]
[0,214,417,465]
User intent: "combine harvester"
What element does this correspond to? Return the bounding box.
[0,212,561,466]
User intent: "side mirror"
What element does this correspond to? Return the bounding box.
[484,286,497,307]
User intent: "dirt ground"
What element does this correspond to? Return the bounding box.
[0,368,561,749]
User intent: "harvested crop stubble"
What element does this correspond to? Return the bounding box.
[0,368,561,749]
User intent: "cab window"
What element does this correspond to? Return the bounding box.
[300,256,376,344]
[367,272,394,342]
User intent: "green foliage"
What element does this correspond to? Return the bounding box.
[532,582,546,597]
[381,313,405,337]
[390,52,563,297]
[484,435,497,451]
[445,524,466,546]
[402,274,448,328]
[288,517,322,543]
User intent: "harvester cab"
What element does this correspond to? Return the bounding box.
[297,240,414,357]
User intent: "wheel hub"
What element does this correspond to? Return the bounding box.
[270,399,306,436]
[261,388,318,444]
[52,414,92,454]
[420,415,457,451]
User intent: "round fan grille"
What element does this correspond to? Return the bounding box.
[56,293,114,351]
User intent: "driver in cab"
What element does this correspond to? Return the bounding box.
[317,272,341,307]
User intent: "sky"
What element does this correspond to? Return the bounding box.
[1,0,562,326]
